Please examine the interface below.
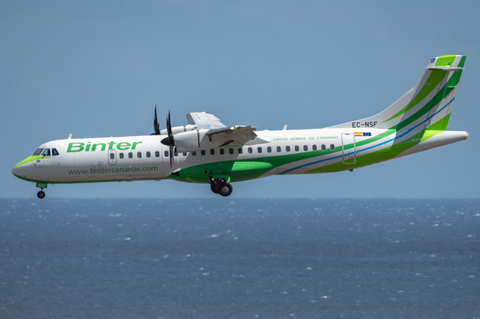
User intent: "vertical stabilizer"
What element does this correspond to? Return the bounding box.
[330,55,466,132]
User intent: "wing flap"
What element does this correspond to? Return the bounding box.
[207,125,258,144]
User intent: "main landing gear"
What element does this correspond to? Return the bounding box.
[210,177,233,197]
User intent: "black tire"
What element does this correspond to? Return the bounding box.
[37,191,45,199]
[219,183,233,197]
[210,183,220,194]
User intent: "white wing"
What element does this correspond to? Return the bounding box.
[186,112,260,145]
[186,112,226,129]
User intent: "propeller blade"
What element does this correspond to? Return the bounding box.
[167,111,173,140]
[160,110,175,168]
[153,104,160,135]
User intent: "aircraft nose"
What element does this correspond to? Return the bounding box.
[12,162,24,177]
[12,157,32,179]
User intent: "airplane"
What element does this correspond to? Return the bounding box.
[12,55,468,199]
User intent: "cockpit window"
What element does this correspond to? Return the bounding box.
[52,148,59,156]
[41,148,51,156]
[33,148,44,156]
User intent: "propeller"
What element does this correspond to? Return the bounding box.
[151,104,161,135]
[161,110,175,167]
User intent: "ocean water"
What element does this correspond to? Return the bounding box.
[0,198,479,319]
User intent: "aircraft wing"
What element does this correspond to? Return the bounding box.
[206,125,258,144]
[186,112,259,145]
[186,112,226,129]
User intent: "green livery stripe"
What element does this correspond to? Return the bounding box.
[421,129,444,142]
[13,156,47,168]
[385,71,445,122]
[304,126,445,174]
[383,55,465,124]
[11,174,168,185]
[435,55,457,67]
[172,128,408,183]
[345,129,395,150]
[170,147,345,183]
[388,70,461,132]
[427,113,451,131]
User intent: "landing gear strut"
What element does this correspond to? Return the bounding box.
[210,177,233,197]
[36,183,47,199]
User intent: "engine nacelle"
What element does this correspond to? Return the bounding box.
[174,130,226,152]
[160,124,196,135]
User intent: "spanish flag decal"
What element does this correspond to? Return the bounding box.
[354,132,371,137]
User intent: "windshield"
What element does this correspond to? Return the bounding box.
[33,148,44,156]
[41,148,51,156]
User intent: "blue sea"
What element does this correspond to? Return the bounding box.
[0,198,479,319]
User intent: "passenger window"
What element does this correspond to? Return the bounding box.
[201,150,206,155]
[120,153,124,159]
[110,153,115,160]
[312,145,317,151]
[52,148,59,156]
[257,147,262,153]
[321,144,326,151]
[248,147,253,154]
[146,151,151,158]
[238,148,243,154]
[330,144,335,150]
[33,148,44,156]
[164,151,169,157]
[267,146,272,153]
[137,152,142,158]
[174,151,178,157]
[155,151,160,157]
[229,148,234,155]
[128,152,133,159]
[42,148,51,156]
[294,146,299,152]
[304,145,308,151]
[210,149,215,155]
[286,146,291,152]
[220,149,225,155]
[192,151,197,156]
[277,146,281,152]
[183,152,187,156]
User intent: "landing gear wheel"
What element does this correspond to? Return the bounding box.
[37,191,45,199]
[219,183,233,197]
[210,183,220,194]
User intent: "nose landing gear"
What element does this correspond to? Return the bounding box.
[35,182,47,199]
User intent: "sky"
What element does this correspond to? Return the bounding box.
[1,0,479,199]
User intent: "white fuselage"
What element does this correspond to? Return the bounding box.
[13,128,357,183]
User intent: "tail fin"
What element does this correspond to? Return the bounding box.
[331,55,466,131]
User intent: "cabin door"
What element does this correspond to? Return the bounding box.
[341,133,356,164]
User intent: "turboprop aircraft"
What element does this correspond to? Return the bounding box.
[12,55,469,199]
